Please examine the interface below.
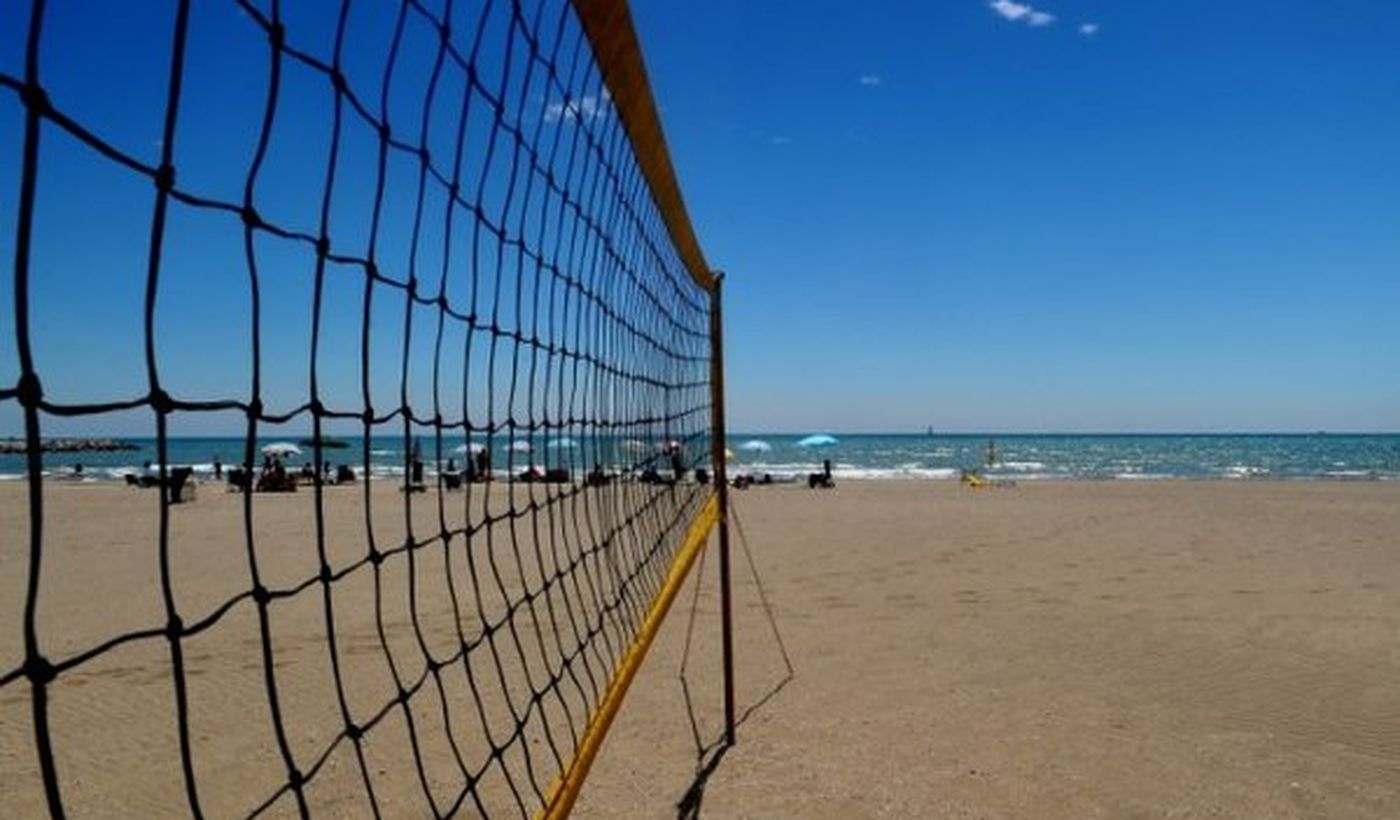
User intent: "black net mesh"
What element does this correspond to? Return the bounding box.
[1,0,714,816]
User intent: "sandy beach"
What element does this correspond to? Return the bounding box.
[3,479,1398,818]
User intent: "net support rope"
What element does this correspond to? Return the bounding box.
[2,0,721,816]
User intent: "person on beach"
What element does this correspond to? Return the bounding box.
[985,439,999,468]
[668,444,686,482]
[213,456,223,480]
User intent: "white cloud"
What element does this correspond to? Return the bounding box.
[544,90,611,123]
[989,0,1056,27]
[858,74,883,87]
[1079,22,1100,36]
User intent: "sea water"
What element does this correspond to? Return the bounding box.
[3,433,1398,482]
[725,433,1400,481]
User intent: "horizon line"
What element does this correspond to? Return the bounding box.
[10,430,1398,440]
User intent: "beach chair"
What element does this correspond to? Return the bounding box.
[167,467,195,503]
[226,467,252,491]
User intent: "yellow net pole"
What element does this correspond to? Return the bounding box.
[535,494,721,819]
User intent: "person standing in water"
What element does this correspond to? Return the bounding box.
[985,438,998,468]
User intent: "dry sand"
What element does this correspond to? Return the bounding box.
[3,479,1399,819]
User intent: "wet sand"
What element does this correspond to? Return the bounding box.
[3,480,1399,818]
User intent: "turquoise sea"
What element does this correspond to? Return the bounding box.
[3,433,1398,483]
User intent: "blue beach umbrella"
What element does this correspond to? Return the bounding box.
[796,434,838,448]
[739,439,772,453]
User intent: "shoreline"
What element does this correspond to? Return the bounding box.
[5,471,1398,484]
[7,475,1399,487]
[5,433,1396,485]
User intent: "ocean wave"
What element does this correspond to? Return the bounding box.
[832,467,960,480]
[1222,465,1269,478]
[998,461,1047,471]
[1322,469,1380,480]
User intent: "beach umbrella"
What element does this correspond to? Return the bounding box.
[453,442,488,455]
[796,434,838,448]
[739,439,772,453]
[261,442,302,457]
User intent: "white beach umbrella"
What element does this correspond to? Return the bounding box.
[739,439,772,453]
[261,441,302,457]
[796,434,838,448]
[453,442,488,455]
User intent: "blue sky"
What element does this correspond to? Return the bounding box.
[632,0,1400,432]
[1,0,1397,436]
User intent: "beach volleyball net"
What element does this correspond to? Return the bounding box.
[1,0,726,816]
